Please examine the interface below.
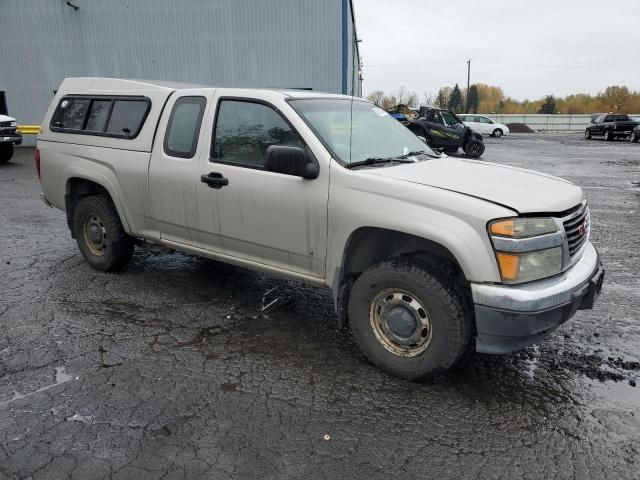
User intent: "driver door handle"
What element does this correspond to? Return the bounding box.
[200,172,229,189]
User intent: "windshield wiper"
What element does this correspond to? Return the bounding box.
[345,157,415,169]
[397,149,441,159]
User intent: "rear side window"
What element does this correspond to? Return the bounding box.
[85,100,111,131]
[50,96,150,138]
[164,96,207,158]
[106,100,149,136]
[52,98,90,130]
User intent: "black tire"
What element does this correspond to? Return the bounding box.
[0,144,14,164]
[348,259,472,380]
[631,132,638,143]
[604,129,613,141]
[492,129,503,138]
[72,195,134,272]
[584,129,592,140]
[463,138,485,158]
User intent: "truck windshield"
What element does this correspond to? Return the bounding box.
[289,98,439,166]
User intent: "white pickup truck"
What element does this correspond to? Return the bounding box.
[0,113,22,163]
[37,78,604,379]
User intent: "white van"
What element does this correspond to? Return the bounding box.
[459,114,510,137]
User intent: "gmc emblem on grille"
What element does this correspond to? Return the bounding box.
[578,223,586,237]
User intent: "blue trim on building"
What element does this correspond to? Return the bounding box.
[341,0,348,95]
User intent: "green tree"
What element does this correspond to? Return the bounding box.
[538,95,557,114]
[448,84,463,113]
[467,85,479,113]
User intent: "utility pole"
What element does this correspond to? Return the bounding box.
[466,59,471,113]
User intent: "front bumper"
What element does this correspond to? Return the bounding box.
[0,132,22,145]
[471,242,603,354]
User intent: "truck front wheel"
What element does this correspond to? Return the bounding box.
[348,259,472,380]
[72,195,134,272]
[0,144,14,164]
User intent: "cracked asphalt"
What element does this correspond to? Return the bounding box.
[1,135,639,479]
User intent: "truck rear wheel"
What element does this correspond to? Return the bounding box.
[348,259,472,380]
[72,195,134,271]
[604,129,613,141]
[463,138,485,158]
[0,144,14,164]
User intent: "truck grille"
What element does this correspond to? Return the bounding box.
[563,204,590,257]
[0,121,12,128]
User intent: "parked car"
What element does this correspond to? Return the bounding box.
[585,113,639,141]
[630,125,639,143]
[458,114,510,137]
[0,113,22,163]
[406,108,486,157]
[37,77,604,380]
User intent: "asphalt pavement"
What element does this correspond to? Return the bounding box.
[1,134,639,479]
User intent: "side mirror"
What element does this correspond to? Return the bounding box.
[264,145,319,179]
[417,136,427,144]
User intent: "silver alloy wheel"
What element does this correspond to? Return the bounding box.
[585,130,590,139]
[83,214,107,256]
[604,130,610,141]
[493,129,503,138]
[369,289,433,357]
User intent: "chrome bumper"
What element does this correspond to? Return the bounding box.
[471,242,603,354]
[471,242,600,312]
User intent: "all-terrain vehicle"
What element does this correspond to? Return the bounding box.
[407,108,485,158]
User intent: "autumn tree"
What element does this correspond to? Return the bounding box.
[367,84,640,115]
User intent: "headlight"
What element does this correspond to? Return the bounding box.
[495,248,562,283]
[10,121,17,127]
[489,217,563,284]
[490,217,557,238]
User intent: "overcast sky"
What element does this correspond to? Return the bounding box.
[355,0,640,101]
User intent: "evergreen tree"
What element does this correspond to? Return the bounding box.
[448,84,463,113]
[538,95,557,114]
[468,85,480,113]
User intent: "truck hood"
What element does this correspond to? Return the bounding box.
[365,158,583,214]
[0,114,16,122]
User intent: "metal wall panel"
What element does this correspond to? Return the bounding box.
[0,0,360,134]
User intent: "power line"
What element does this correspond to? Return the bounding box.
[365,58,639,70]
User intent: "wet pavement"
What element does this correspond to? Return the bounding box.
[1,135,639,479]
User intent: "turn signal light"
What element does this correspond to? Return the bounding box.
[490,220,515,237]
[495,252,519,281]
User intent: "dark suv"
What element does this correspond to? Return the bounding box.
[585,113,639,141]
[406,108,485,158]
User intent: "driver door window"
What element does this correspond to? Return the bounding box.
[426,110,443,124]
[440,111,459,127]
[211,100,304,169]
